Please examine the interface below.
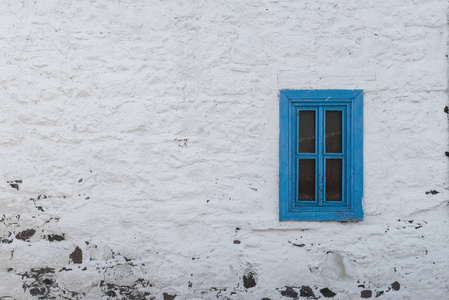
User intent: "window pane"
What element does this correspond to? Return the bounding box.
[325,111,342,153]
[326,159,342,201]
[298,111,315,153]
[298,159,315,201]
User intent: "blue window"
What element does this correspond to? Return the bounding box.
[279,90,363,221]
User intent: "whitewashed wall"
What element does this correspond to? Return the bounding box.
[0,1,448,299]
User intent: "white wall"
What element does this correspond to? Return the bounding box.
[0,0,448,299]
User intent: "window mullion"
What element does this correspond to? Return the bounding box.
[317,106,324,206]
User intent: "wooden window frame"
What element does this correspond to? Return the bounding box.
[279,90,363,221]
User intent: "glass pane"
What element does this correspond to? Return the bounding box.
[298,111,315,153]
[325,111,342,153]
[298,159,315,201]
[326,159,342,201]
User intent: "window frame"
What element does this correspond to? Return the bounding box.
[279,90,363,221]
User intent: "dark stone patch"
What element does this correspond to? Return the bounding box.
[243,272,257,289]
[19,267,83,298]
[320,287,336,297]
[19,268,55,299]
[0,238,13,244]
[300,286,315,298]
[70,247,82,264]
[262,298,271,300]
[29,287,47,296]
[29,196,48,212]
[425,190,439,195]
[78,178,83,183]
[292,243,305,247]
[361,290,372,298]
[375,291,384,297]
[163,292,176,300]
[15,229,36,241]
[391,281,400,291]
[101,281,154,300]
[9,183,19,190]
[47,234,65,242]
[280,286,298,298]
[135,278,152,288]
[233,240,241,244]
[7,180,22,190]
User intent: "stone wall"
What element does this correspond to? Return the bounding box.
[0,0,448,299]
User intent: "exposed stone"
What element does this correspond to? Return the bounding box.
[243,271,257,289]
[163,292,176,300]
[70,247,82,264]
[300,286,315,298]
[320,287,336,298]
[391,281,400,291]
[361,290,372,298]
[15,229,36,241]
[29,287,47,296]
[280,287,298,298]
[46,234,65,242]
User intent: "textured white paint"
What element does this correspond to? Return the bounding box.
[0,0,448,299]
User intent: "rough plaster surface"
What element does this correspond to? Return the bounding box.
[0,0,448,299]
